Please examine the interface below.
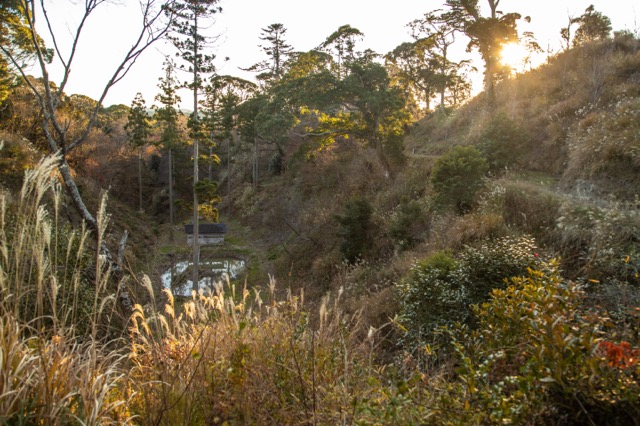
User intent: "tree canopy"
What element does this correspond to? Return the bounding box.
[442,0,524,104]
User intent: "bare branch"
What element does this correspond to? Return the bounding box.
[39,0,101,108]
[68,0,175,151]
[22,0,67,148]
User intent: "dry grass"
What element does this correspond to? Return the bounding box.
[428,212,507,252]
[0,154,130,424]
[126,275,383,425]
[1,152,416,425]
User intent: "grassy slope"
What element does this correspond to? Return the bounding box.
[222,35,640,313]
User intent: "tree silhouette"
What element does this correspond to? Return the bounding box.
[442,0,524,105]
[572,5,612,46]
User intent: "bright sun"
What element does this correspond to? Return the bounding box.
[500,42,528,71]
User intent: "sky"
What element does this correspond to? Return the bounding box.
[36,0,639,107]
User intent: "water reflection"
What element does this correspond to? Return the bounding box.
[162,259,246,297]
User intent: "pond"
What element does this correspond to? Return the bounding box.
[161,258,246,297]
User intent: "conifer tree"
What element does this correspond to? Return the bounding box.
[154,58,182,242]
[125,93,151,212]
[243,23,293,84]
[167,0,222,290]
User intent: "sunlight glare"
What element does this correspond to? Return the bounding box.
[500,42,528,72]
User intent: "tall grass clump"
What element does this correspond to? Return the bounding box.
[127,276,392,425]
[0,154,129,424]
[565,96,640,199]
[556,199,640,282]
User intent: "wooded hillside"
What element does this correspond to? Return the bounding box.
[1,1,639,424]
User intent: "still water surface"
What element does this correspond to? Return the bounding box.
[162,258,246,297]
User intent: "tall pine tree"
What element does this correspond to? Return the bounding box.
[167,0,222,290]
[242,23,293,85]
[125,93,151,211]
[154,58,182,243]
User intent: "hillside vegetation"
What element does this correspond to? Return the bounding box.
[1,6,640,424]
[231,33,640,303]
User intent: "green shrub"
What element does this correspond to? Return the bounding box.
[440,261,640,425]
[430,146,488,214]
[335,198,373,263]
[397,250,464,346]
[478,111,529,172]
[388,198,428,250]
[457,235,541,306]
[398,236,541,348]
[269,147,285,175]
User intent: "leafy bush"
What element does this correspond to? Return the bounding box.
[398,236,541,347]
[269,146,285,175]
[439,261,640,425]
[478,111,529,172]
[457,235,541,304]
[388,198,428,250]
[397,251,465,346]
[335,198,373,263]
[430,146,488,214]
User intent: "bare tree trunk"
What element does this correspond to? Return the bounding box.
[57,158,98,231]
[168,148,174,243]
[253,137,259,190]
[425,89,431,111]
[227,135,231,218]
[485,59,496,107]
[374,117,391,179]
[208,145,214,181]
[138,145,143,211]
[439,44,447,113]
[192,13,200,293]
